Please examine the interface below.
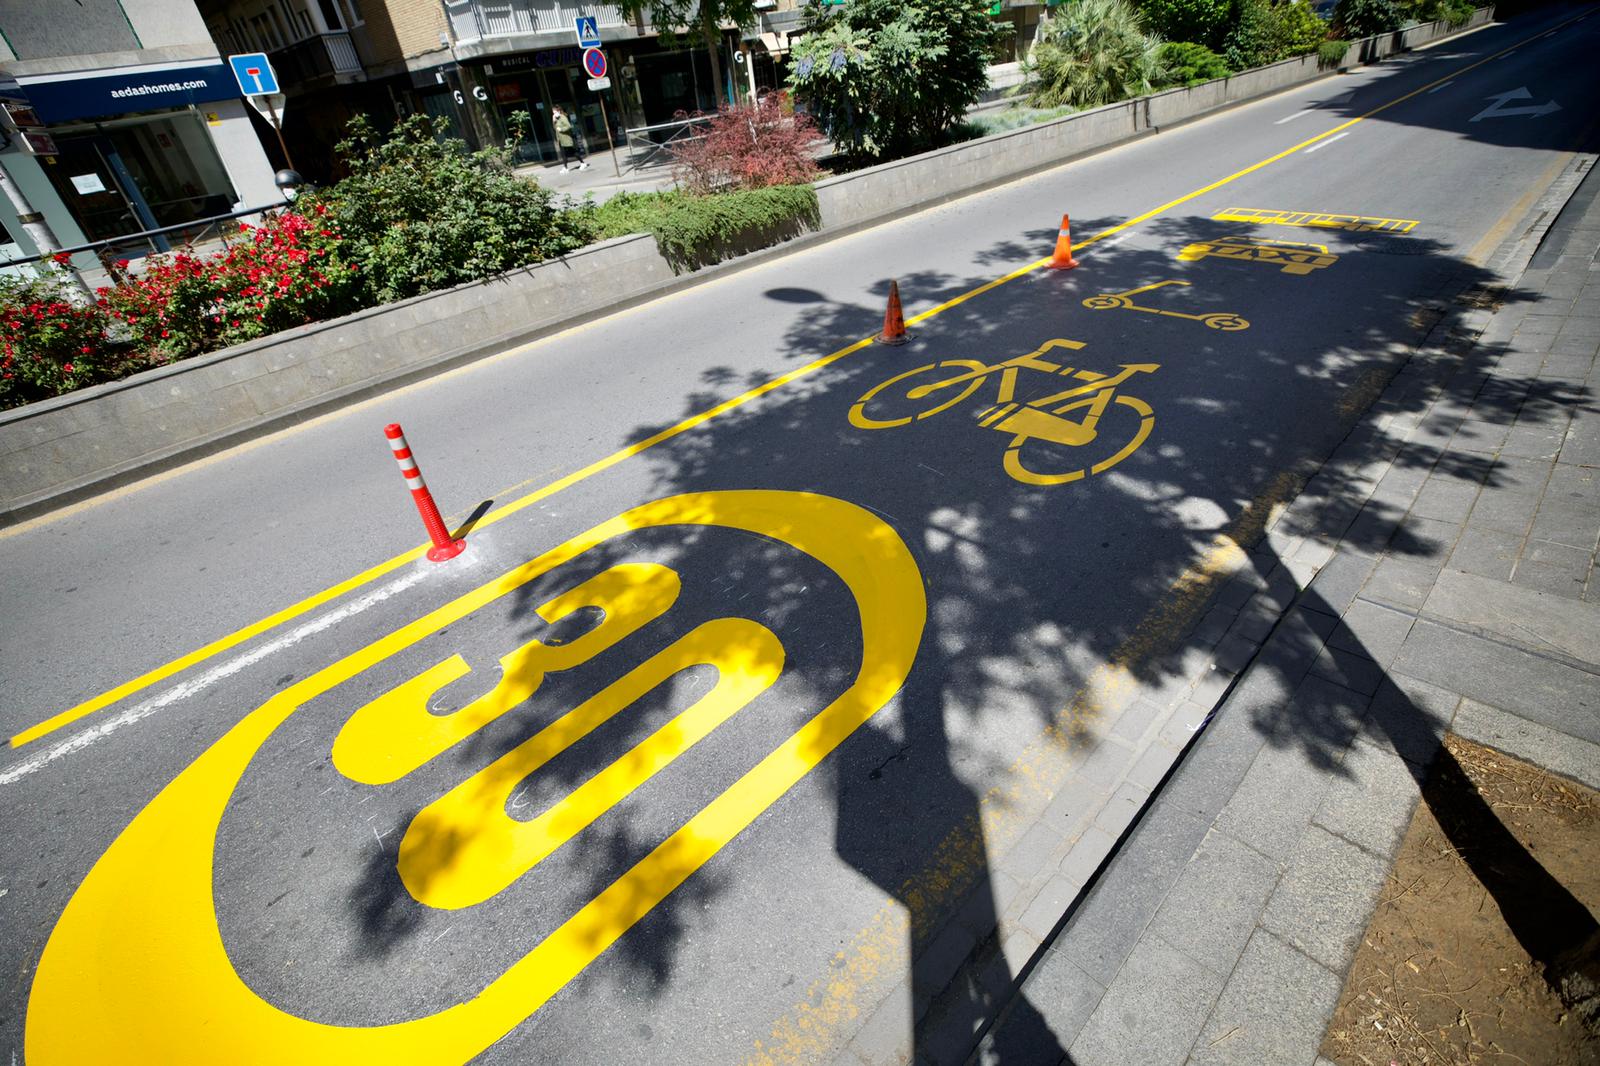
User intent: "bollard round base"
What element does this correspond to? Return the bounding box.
[1048,257,1080,270]
[426,539,468,562]
[876,330,912,346]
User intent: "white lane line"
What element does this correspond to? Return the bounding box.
[1304,131,1352,154]
[1428,80,1455,93]
[1096,233,1134,249]
[0,565,433,787]
[1274,109,1313,124]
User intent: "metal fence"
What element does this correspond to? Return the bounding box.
[620,114,714,174]
[0,200,292,281]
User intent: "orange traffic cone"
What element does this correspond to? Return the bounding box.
[1048,214,1080,270]
[877,279,911,345]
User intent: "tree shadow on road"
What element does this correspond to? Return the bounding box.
[255,196,1595,1064]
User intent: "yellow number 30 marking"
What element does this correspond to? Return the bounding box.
[27,490,925,1065]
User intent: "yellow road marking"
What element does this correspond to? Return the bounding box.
[14,5,1591,751]
[1213,206,1421,233]
[1176,236,1338,275]
[1082,280,1252,330]
[398,617,785,910]
[27,490,926,1064]
[1464,150,1576,265]
[751,464,1308,1065]
[331,563,682,785]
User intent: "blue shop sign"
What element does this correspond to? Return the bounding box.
[18,62,238,124]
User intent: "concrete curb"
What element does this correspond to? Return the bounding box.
[0,8,1495,527]
[946,130,1600,1066]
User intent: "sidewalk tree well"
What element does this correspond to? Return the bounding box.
[787,0,1006,159]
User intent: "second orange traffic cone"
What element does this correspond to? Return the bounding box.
[1048,214,1080,270]
[877,279,910,345]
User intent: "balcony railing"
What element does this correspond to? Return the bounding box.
[445,0,625,43]
[270,29,364,85]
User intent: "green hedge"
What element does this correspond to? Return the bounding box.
[1317,39,1350,66]
[590,185,822,272]
[1157,41,1232,86]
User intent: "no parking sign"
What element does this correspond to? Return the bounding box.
[582,48,607,80]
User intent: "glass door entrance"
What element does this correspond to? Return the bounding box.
[43,110,239,258]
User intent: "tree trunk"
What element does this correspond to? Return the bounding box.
[700,5,726,107]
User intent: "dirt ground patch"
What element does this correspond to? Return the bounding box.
[1323,735,1600,1066]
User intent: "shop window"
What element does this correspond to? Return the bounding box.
[41,110,241,256]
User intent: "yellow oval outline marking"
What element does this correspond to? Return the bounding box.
[26,490,925,1065]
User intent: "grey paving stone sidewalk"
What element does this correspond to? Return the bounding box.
[969,157,1600,1066]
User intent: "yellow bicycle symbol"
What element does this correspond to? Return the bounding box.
[848,338,1159,486]
[1082,280,1250,331]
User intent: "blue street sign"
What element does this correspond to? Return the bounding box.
[582,48,607,79]
[574,16,601,49]
[228,53,279,96]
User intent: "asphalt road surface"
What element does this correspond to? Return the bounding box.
[3,7,1598,1063]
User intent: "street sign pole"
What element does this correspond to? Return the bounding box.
[580,48,620,176]
[263,97,296,173]
[598,95,620,177]
[229,54,296,173]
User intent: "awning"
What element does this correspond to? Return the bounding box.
[15,61,238,124]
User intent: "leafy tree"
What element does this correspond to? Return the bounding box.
[615,0,761,107]
[1219,0,1327,70]
[1275,1,1331,55]
[786,0,1006,159]
[1396,0,1473,25]
[1156,40,1231,85]
[1137,0,1231,52]
[1221,0,1280,68]
[1331,0,1402,37]
[1025,0,1164,109]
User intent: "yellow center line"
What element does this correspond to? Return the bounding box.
[12,7,1590,750]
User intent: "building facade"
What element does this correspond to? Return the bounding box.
[195,0,805,179]
[0,0,280,269]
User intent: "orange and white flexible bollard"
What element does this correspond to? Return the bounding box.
[1048,214,1081,270]
[385,422,466,562]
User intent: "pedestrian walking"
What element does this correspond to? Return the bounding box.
[552,105,588,172]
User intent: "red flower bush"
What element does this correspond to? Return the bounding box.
[98,206,359,362]
[1,208,360,410]
[670,96,822,195]
[0,272,129,409]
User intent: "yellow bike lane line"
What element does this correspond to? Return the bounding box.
[12,4,1588,759]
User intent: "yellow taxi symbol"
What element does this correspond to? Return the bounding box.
[1176,236,1337,275]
